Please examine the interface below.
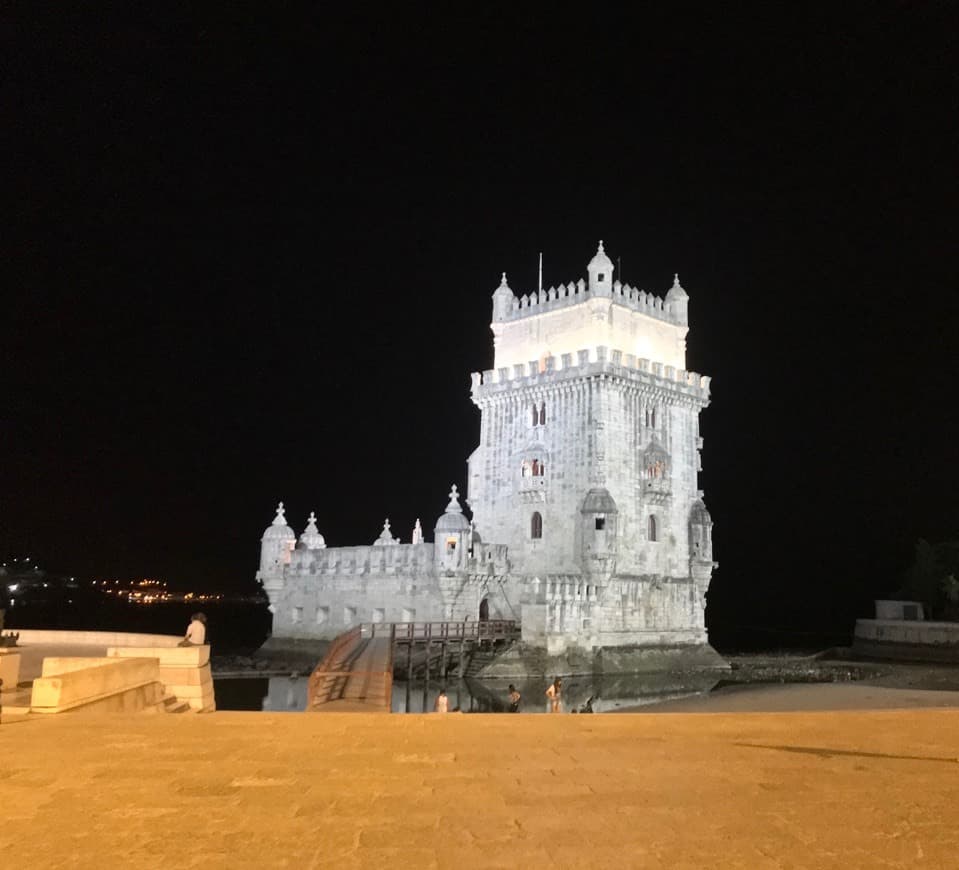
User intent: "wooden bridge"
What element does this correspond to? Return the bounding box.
[306,620,520,713]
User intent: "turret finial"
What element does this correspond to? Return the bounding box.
[500,272,508,286]
[272,502,287,524]
[445,484,463,514]
[673,273,681,286]
[374,517,398,546]
[598,239,605,252]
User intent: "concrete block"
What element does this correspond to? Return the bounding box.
[0,650,21,692]
[165,683,215,701]
[158,666,213,686]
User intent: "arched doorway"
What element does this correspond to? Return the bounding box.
[479,597,489,621]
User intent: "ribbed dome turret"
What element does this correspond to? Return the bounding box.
[665,273,688,301]
[587,240,614,272]
[297,511,326,550]
[434,484,471,533]
[262,502,296,542]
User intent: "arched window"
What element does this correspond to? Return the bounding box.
[651,408,657,429]
[539,402,546,425]
[531,404,538,427]
[647,515,658,542]
[531,512,543,539]
[645,408,650,427]
[522,458,546,478]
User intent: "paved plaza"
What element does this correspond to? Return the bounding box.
[1,709,957,868]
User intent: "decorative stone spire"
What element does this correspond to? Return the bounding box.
[412,518,424,545]
[445,484,463,514]
[374,518,398,546]
[272,502,287,524]
[299,510,327,550]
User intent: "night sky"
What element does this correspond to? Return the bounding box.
[4,6,957,643]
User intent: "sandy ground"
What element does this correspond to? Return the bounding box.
[1,709,958,868]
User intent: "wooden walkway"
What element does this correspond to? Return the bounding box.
[307,620,519,713]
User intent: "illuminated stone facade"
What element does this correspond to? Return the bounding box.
[258,242,718,663]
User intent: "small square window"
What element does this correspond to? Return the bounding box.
[595,517,606,531]
[598,273,605,281]
[292,606,303,624]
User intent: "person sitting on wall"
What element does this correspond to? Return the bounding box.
[507,684,521,713]
[178,612,207,647]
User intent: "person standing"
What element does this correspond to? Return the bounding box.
[507,684,521,713]
[545,677,562,713]
[178,612,207,647]
[434,688,449,713]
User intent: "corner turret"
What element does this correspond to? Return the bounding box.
[434,484,470,571]
[587,240,614,296]
[257,502,296,602]
[492,272,516,321]
[665,273,689,325]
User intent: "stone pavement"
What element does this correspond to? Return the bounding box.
[1,710,957,868]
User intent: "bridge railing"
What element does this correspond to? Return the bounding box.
[361,620,519,643]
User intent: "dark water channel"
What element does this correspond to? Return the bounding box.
[214,671,727,713]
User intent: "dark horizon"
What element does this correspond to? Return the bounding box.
[4,6,957,643]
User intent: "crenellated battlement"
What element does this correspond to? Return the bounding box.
[282,539,512,579]
[287,542,436,577]
[499,279,677,325]
[470,345,711,402]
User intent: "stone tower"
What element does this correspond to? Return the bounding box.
[467,242,716,652]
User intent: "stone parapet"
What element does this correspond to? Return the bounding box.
[853,619,959,663]
[287,542,434,577]
[501,280,678,325]
[14,629,182,647]
[471,347,710,406]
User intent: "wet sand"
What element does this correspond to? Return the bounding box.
[634,680,959,712]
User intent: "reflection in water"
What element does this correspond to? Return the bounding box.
[392,672,722,714]
[214,672,721,713]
